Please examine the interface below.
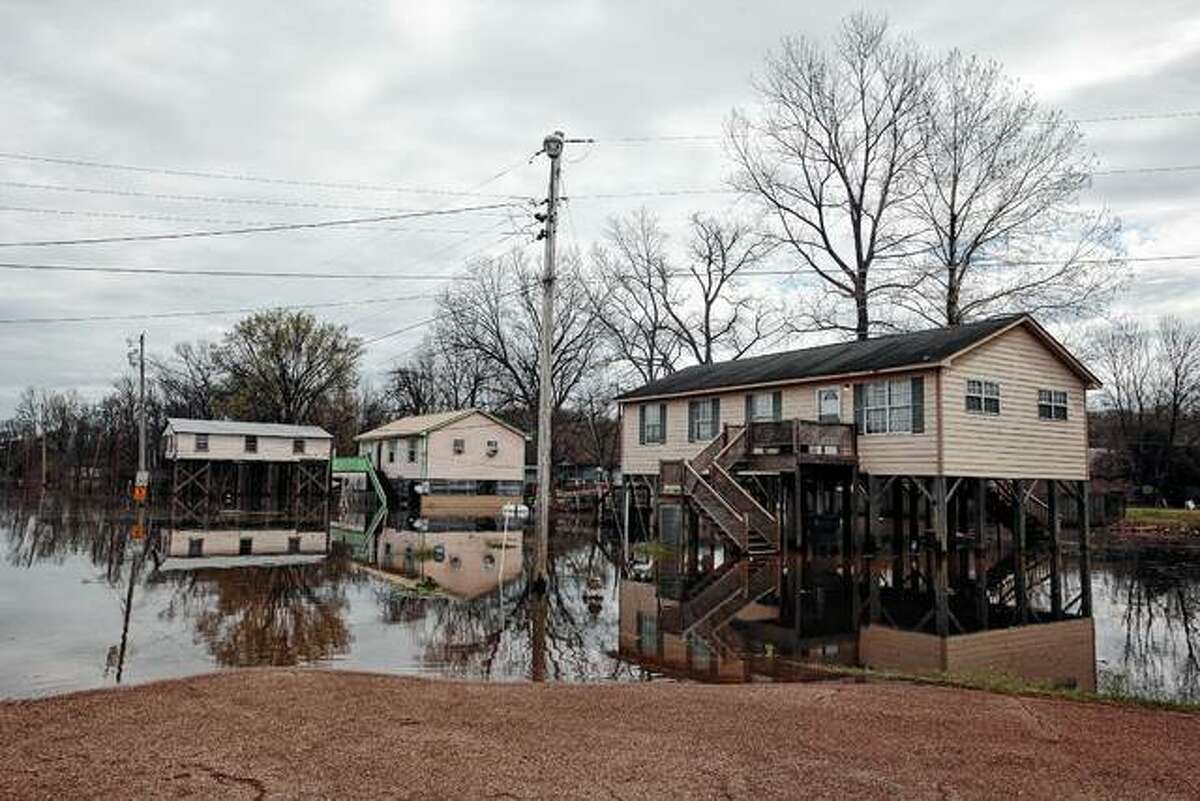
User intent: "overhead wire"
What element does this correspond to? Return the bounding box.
[0,202,522,248]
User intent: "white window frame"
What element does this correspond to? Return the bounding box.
[965,378,1001,416]
[244,435,258,453]
[1038,389,1069,421]
[816,386,841,424]
[864,379,912,435]
[643,403,665,444]
[407,437,417,463]
[486,439,499,456]
[690,397,719,441]
[195,433,209,452]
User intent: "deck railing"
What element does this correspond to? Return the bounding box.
[744,419,856,458]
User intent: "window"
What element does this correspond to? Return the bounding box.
[293,438,305,455]
[817,387,841,423]
[1038,389,1069,420]
[965,379,1001,415]
[746,390,781,422]
[288,536,301,554]
[239,537,253,556]
[486,439,499,456]
[407,438,417,463]
[688,397,720,441]
[387,441,395,463]
[640,403,666,444]
[195,433,209,452]
[244,435,258,453]
[865,379,912,434]
[188,537,203,557]
[452,438,465,455]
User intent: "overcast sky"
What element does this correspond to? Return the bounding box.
[1,0,1197,415]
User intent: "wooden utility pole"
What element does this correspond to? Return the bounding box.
[534,131,564,592]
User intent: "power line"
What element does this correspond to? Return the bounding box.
[0,293,436,325]
[0,204,487,234]
[0,260,484,281]
[0,202,521,248]
[0,151,526,199]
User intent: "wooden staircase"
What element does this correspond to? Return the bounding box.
[679,425,781,555]
[662,557,779,642]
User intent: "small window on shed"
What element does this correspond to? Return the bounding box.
[244,435,258,453]
[1038,389,1069,421]
[965,379,1001,415]
[293,438,305,455]
[453,438,465,455]
[195,433,209,452]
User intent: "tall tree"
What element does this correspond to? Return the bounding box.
[153,340,225,419]
[216,309,363,424]
[901,49,1124,325]
[667,213,783,363]
[585,209,681,384]
[436,249,604,428]
[729,12,928,339]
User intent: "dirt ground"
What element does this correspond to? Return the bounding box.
[2,669,1199,799]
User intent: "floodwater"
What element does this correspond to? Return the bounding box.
[2,494,1200,702]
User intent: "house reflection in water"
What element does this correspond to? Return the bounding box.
[377,529,524,601]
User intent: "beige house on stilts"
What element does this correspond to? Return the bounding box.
[616,314,1101,689]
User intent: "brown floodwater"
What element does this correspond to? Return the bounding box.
[2,493,1199,701]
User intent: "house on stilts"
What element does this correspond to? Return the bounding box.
[616,313,1101,689]
[162,419,333,558]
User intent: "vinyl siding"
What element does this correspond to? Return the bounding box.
[169,431,331,462]
[941,325,1089,480]
[362,437,426,480]
[619,369,938,476]
[426,415,525,482]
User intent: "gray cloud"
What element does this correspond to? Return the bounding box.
[1,0,1197,413]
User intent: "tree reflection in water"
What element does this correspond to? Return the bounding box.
[399,532,642,682]
[1093,556,1200,701]
[153,559,359,667]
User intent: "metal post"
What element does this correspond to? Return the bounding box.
[534,131,564,593]
[138,333,146,475]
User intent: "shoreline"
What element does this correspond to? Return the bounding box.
[3,668,1199,799]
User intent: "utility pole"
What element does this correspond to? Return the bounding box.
[534,130,564,593]
[138,332,146,476]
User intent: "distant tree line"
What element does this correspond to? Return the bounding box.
[1088,317,1200,505]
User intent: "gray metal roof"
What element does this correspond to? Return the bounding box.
[616,315,1029,401]
[165,418,332,439]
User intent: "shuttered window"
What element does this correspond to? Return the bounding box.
[860,379,916,434]
[688,397,720,441]
[745,390,782,422]
[639,402,667,444]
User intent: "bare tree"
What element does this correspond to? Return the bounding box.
[436,248,605,429]
[585,209,681,384]
[729,12,928,339]
[668,213,784,363]
[900,50,1124,325]
[1157,316,1200,487]
[153,340,225,418]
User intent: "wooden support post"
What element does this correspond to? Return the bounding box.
[866,474,880,623]
[891,478,905,590]
[907,479,920,592]
[1078,480,1093,617]
[933,476,950,637]
[686,503,700,577]
[975,477,988,630]
[843,471,860,629]
[1048,480,1063,620]
[1013,479,1029,624]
